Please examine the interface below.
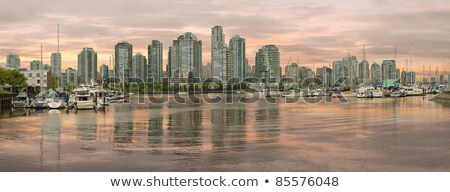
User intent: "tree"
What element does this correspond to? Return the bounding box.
[0,68,27,92]
[50,76,58,89]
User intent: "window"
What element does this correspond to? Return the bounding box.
[37,73,40,77]
[37,80,40,84]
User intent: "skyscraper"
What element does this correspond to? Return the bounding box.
[30,60,41,70]
[255,45,280,82]
[342,55,359,86]
[115,41,133,84]
[285,63,299,81]
[51,53,61,77]
[132,53,147,82]
[370,62,381,85]
[168,32,202,82]
[100,64,109,81]
[317,66,332,86]
[51,24,62,78]
[211,26,228,82]
[332,60,344,84]
[6,53,20,69]
[148,40,163,83]
[77,47,97,85]
[358,60,370,83]
[381,60,396,81]
[229,35,246,82]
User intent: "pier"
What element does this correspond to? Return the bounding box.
[0,94,16,111]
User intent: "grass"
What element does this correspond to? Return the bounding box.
[0,90,11,94]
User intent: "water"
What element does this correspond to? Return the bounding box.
[1,95,450,171]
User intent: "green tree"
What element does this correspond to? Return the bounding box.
[50,76,58,89]
[0,68,28,93]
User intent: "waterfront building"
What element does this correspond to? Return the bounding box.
[371,62,381,86]
[332,60,344,85]
[60,67,77,89]
[100,64,109,81]
[229,35,246,82]
[381,60,396,81]
[51,52,61,78]
[298,66,313,81]
[148,40,163,83]
[132,53,147,82]
[211,26,229,82]
[285,63,299,81]
[115,41,133,84]
[6,53,20,69]
[255,45,280,82]
[317,66,332,86]
[202,62,212,79]
[30,60,41,70]
[358,60,370,83]
[406,71,416,84]
[77,47,97,85]
[168,32,202,83]
[342,55,359,86]
[43,64,50,70]
[439,74,445,84]
[20,69,50,90]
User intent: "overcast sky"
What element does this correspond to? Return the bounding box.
[1,0,450,75]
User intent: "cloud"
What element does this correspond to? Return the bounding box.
[0,0,449,78]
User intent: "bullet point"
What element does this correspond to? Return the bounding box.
[265,179,269,183]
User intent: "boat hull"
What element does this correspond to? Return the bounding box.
[75,101,95,110]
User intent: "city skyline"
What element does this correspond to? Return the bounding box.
[1,0,450,76]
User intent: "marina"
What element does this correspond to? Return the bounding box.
[1,94,450,171]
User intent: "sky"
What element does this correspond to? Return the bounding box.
[1,0,450,77]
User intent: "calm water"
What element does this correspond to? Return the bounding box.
[1,95,450,171]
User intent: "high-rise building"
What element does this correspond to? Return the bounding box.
[381,60,396,81]
[132,53,147,82]
[211,26,228,82]
[77,47,97,85]
[100,64,109,81]
[358,60,370,83]
[332,60,344,84]
[396,68,400,80]
[43,64,50,70]
[30,60,41,70]
[168,32,202,83]
[115,41,133,84]
[342,55,359,86]
[439,74,445,84]
[51,53,61,77]
[148,40,163,83]
[370,62,381,85]
[317,66,332,86]
[67,68,77,87]
[298,66,313,81]
[6,53,20,69]
[255,45,280,82]
[229,35,246,82]
[202,62,212,79]
[406,71,416,84]
[285,63,299,81]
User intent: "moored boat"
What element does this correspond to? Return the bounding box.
[12,94,30,108]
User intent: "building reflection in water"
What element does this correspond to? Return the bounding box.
[41,110,62,171]
[211,106,246,152]
[147,105,164,147]
[167,104,203,156]
[255,102,280,143]
[76,111,98,151]
[113,106,134,150]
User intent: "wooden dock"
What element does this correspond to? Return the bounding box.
[0,94,16,111]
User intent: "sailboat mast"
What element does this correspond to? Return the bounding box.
[57,24,60,53]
